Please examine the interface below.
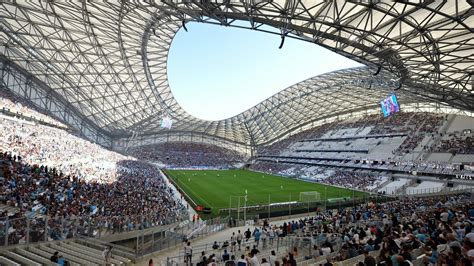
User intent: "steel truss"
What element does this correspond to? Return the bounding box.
[0,57,111,146]
[0,1,472,150]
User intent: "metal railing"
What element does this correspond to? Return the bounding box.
[134,216,230,257]
[402,186,474,197]
[165,231,344,266]
[0,211,187,248]
[221,194,392,220]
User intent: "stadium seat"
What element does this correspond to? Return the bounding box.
[59,242,127,265]
[37,245,95,266]
[0,255,21,266]
[14,249,57,266]
[3,251,41,266]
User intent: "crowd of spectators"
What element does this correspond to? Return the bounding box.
[0,95,187,245]
[394,113,444,154]
[257,123,336,156]
[250,162,387,192]
[129,142,245,168]
[435,134,474,155]
[322,170,386,191]
[251,112,473,189]
[195,194,474,266]
[1,91,66,128]
[249,162,294,175]
[297,194,473,265]
[253,152,473,180]
[258,112,446,157]
[1,116,131,183]
[1,152,185,245]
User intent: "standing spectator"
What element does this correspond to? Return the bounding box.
[254,229,261,247]
[269,250,277,266]
[231,232,237,252]
[184,241,192,266]
[287,253,296,266]
[261,229,267,249]
[237,230,244,250]
[268,228,275,245]
[249,253,260,266]
[102,246,112,266]
[245,228,252,242]
[251,245,260,256]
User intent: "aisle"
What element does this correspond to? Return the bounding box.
[135,212,317,265]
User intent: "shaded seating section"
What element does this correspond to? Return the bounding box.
[128,142,245,168]
[0,90,66,128]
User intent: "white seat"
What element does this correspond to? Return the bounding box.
[0,255,21,266]
[28,247,81,266]
[15,249,56,266]
[67,241,131,264]
[60,242,125,265]
[4,251,41,266]
[50,243,105,265]
[39,244,96,266]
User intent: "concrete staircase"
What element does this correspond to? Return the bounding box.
[0,238,134,265]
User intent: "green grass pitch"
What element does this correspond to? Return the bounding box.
[165,169,366,211]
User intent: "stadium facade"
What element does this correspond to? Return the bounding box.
[1,1,472,155]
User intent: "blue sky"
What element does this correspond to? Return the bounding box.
[168,22,362,121]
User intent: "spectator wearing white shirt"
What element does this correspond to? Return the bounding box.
[249,253,260,266]
[237,255,247,266]
[269,250,277,266]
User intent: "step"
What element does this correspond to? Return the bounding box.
[75,238,136,259]
[15,248,56,266]
[0,255,21,266]
[87,237,136,254]
[60,242,125,265]
[39,244,94,266]
[50,243,105,265]
[67,241,131,264]
[28,247,81,266]
[4,251,41,266]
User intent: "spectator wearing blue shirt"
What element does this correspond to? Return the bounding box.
[254,229,261,247]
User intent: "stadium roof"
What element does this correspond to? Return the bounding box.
[1,1,473,150]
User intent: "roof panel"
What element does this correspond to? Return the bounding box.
[0,1,472,146]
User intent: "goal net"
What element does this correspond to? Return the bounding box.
[299,191,321,202]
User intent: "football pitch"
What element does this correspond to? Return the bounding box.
[165,169,366,214]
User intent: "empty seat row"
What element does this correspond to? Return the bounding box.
[0,239,133,265]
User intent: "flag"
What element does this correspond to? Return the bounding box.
[90,205,98,214]
[160,116,173,129]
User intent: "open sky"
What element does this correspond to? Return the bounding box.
[168,22,362,121]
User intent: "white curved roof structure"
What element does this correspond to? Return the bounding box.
[0,1,472,152]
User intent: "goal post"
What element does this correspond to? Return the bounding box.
[299,191,321,202]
